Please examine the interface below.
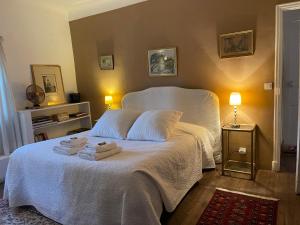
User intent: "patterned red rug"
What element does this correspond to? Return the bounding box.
[197,188,279,225]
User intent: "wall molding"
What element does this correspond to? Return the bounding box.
[272,160,280,171]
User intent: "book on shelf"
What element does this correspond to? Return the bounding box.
[33,120,56,126]
[69,112,88,118]
[32,115,52,122]
[32,116,55,126]
[33,119,54,124]
[53,112,69,122]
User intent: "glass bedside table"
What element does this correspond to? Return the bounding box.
[221,124,256,180]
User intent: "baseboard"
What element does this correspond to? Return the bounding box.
[0,155,9,181]
[272,160,280,172]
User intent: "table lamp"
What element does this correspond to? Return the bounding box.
[229,92,241,128]
[105,95,113,110]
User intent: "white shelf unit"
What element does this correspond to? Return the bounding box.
[18,102,92,145]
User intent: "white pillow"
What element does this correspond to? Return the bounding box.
[90,109,140,139]
[127,110,183,142]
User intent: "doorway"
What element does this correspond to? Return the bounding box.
[281,9,300,173]
[274,1,300,194]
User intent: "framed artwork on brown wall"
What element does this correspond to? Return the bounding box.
[31,64,66,106]
[219,30,254,58]
[99,55,114,70]
[148,48,177,77]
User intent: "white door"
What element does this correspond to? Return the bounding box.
[296,108,300,193]
[296,22,300,194]
[296,57,300,192]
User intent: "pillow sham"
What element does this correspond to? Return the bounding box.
[90,109,140,139]
[127,110,183,142]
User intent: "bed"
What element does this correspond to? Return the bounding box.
[4,87,221,225]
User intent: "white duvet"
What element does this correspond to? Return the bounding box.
[4,123,214,225]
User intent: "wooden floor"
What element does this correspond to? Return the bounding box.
[1,166,299,225]
[281,152,296,173]
[162,166,300,225]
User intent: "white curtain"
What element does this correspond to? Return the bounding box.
[0,37,22,155]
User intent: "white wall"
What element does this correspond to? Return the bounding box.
[0,0,77,109]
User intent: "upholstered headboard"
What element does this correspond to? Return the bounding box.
[122,86,221,139]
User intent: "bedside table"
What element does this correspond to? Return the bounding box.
[221,124,256,180]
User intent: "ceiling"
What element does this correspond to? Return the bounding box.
[42,0,148,21]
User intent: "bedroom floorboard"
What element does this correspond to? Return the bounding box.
[1,168,299,225]
[162,166,300,225]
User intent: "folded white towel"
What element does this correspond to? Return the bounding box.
[60,137,88,147]
[53,145,84,155]
[79,147,121,161]
[84,142,117,153]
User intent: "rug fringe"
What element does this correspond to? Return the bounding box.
[216,188,279,201]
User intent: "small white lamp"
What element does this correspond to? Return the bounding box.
[229,92,241,128]
[104,95,113,110]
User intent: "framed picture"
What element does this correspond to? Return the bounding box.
[219,30,254,58]
[34,133,48,142]
[31,65,65,106]
[148,48,177,77]
[99,55,114,70]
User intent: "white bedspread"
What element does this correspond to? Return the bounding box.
[4,123,214,225]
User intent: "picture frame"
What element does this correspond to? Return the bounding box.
[148,48,177,77]
[31,65,66,106]
[219,30,254,58]
[34,133,48,142]
[99,55,114,70]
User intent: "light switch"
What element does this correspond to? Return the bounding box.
[238,147,247,155]
[264,82,273,90]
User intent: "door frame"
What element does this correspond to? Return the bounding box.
[274,1,300,172]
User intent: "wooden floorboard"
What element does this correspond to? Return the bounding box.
[281,152,296,173]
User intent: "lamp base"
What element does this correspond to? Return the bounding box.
[106,104,112,110]
[231,124,240,128]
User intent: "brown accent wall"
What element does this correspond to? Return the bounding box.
[70,0,298,169]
